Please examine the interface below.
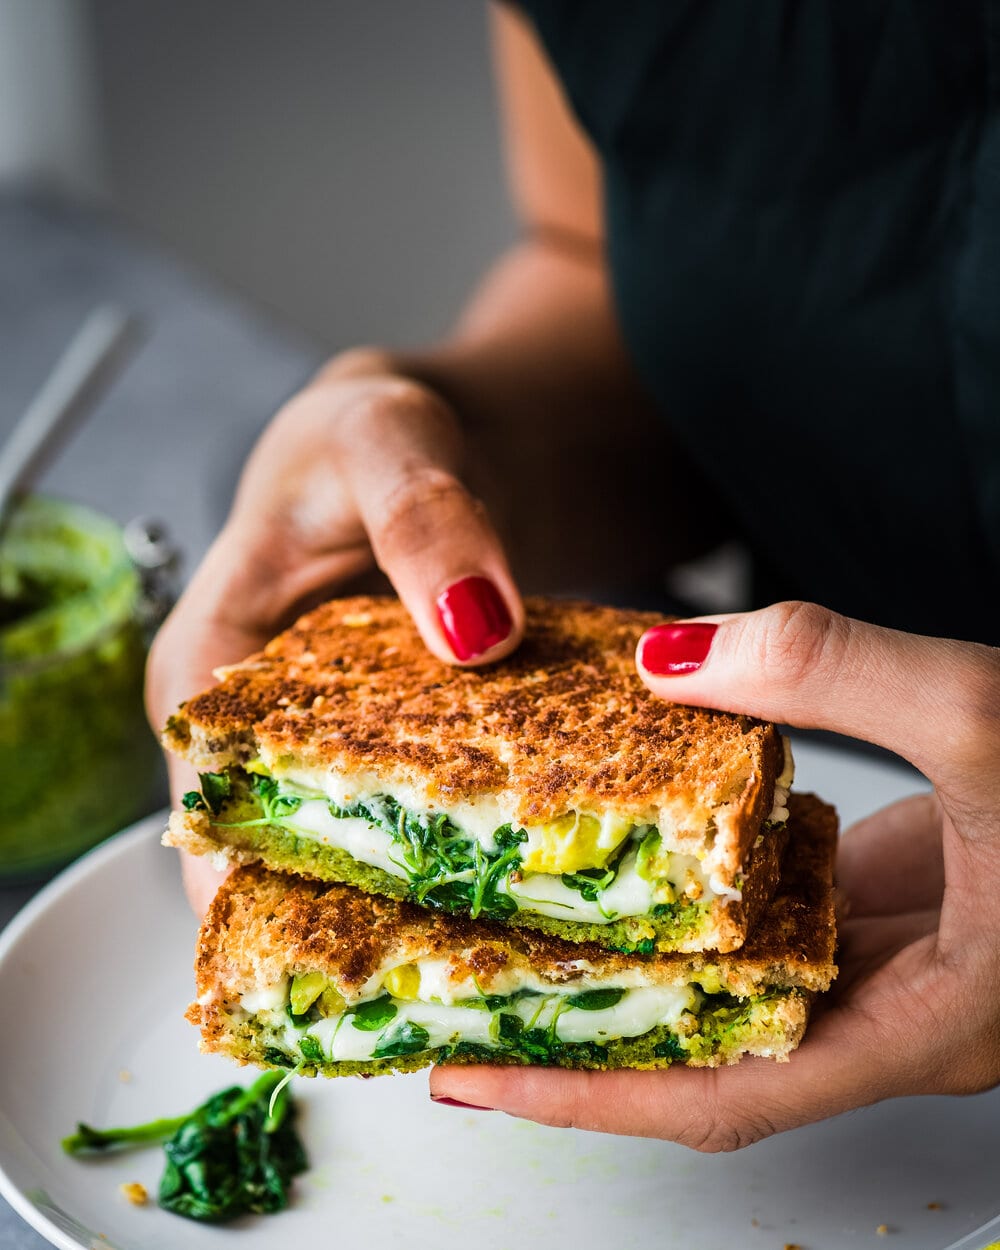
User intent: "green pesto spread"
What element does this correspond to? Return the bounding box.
[0,497,160,878]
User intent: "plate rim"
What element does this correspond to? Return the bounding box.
[0,809,169,1250]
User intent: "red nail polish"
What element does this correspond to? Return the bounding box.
[431,1096,494,1111]
[638,622,717,675]
[436,577,512,661]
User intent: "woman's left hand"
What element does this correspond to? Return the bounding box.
[427,602,1000,1147]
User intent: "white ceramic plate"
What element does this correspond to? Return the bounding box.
[1,740,998,1250]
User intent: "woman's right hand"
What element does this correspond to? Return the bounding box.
[146,347,524,913]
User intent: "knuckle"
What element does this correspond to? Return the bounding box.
[753,600,849,686]
[374,468,482,563]
[678,1111,771,1154]
[671,1082,775,1153]
[342,377,457,446]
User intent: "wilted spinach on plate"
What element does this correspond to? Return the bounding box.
[61,1070,307,1223]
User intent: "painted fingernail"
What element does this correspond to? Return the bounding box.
[430,1095,494,1111]
[436,576,513,661]
[638,622,718,675]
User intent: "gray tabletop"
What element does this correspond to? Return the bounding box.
[0,185,325,1248]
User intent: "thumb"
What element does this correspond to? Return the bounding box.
[332,380,525,666]
[634,601,1000,794]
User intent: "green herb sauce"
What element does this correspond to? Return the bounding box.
[0,497,160,878]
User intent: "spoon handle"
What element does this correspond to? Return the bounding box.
[0,304,141,532]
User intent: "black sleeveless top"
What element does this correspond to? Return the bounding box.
[516,1,1000,644]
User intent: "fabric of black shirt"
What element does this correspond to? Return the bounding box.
[516,1,1000,645]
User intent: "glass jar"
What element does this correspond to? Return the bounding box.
[0,496,165,880]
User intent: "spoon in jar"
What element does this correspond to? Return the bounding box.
[0,304,141,539]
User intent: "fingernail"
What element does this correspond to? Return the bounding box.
[638,622,718,675]
[430,1095,494,1111]
[436,576,512,661]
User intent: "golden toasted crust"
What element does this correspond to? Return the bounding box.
[164,596,782,879]
[191,793,837,1028]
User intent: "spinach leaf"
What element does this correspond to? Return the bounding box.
[181,791,206,812]
[373,1021,431,1058]
[493,824,528,850]
[252,774,302,821]
[62,1114,189,1155]
[63,1071,308,1224]
[653,1034,685,1060]
[559,868,612,903]
[565,988,626,1012]
[262,1046,296,1069]
[298,1036,325,1064]
[517,1028,557,1062]
[496,1012,525,1043]
[559,834,636,908]
[468,840,522,920]
[349,995,398,1031]
[332,794,522,920]
[198,771,232,815]
[158,1072,307,1222]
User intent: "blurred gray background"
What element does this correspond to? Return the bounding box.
[0,0,745,606]
[88,0,516,345]
[0,0,516,570]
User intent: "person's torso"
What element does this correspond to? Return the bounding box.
[517,0,1000,642]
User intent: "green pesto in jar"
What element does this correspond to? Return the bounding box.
[0,496,161,879]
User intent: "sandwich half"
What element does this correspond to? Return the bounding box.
[188,793,837,1076]
[165,596,792,954]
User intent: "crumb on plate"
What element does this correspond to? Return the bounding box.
[120,1182,148,1206]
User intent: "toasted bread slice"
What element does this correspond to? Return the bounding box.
[165,597,788,951]
[188,793,837,1076]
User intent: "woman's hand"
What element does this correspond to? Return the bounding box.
[428,601,1000,1146]
[146,348,523,913]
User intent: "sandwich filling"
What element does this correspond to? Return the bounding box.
[228,960,801,1070]
[183,744,792,933]
[191,795,837,1075]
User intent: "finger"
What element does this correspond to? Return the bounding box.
[834,910,941,992]
[181,852,232,919]
[146,574,276,917]
[335,381,524,665]
[428,1001,912,1146]
[634,603,1000,795]
[836,793,944,917]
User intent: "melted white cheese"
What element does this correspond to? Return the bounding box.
[275,763,508,845]
[273,798,718,921]
[769,736,795,824]
[504,847,657,922]
[285,802,402,875]
[283,983,699,1063]
[240,979,289,1013]
[270,761,704,859]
